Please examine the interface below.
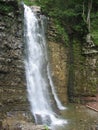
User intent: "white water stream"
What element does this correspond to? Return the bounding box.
[24,4,66,127]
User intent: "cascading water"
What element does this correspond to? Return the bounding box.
[24,4,66,127]
[40,12,66,111]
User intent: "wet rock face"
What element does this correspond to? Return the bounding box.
[72,42,98,103]
[48,41,68,104]
[0,0,28,116]
[47,18,98,104]
[47,19,68,104]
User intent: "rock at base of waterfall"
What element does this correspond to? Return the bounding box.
[43,115,51,126]
[90,125,98,130]
[22,124,49,130]
[35,114,51,126]
[35,114,43,124]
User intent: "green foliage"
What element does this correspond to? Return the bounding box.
[36,0,89,42]
[91,12,98,45]
[23,0,38,6]
[55,22,68,43]
[0,2,13,13]
[44,125,49,130]
[23,0,98,45]
[92,30,98,46]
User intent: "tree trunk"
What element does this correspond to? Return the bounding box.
[87,0,92,32]
[82,0,92,32]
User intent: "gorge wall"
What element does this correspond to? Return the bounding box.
[47,18,98,103]
[48,41,68,105]
[34,0,98,104]
[47,20,68,105]
[0,0,98,123]
[70,41,98,103]
[0,0,29,120]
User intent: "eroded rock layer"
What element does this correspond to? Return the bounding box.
[0,0,28,118]
[48,41,68,104]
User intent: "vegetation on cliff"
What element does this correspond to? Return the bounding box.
[1,0,97,50]
[0,0,19,14]
[30,0,98,102]
[28,0,98,46]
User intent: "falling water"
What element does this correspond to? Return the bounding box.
[47,64,66,110]
[40,12,66,111]
[24,4,66,127]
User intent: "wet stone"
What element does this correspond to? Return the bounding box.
[35,114,51,126]
[43,115,51,126]
[90,125,98,130]
[0,120,3,129]
[35,114,43,124]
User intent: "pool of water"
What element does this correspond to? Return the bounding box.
[54,103,98,130]
[1,103,98,130]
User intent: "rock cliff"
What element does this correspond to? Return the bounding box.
[0,0,29,119]
[47,20,68,104]
[72,41,98,103]
[0,1,98,128]
[47,18,98,103]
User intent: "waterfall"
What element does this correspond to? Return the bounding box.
[24,4,66,127]
[47,64,66,110]
[39,12,66,111]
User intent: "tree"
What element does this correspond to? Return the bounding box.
[35,0,98,43]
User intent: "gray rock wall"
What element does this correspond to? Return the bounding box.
[0,0,28,117]
[73,42,98,103]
